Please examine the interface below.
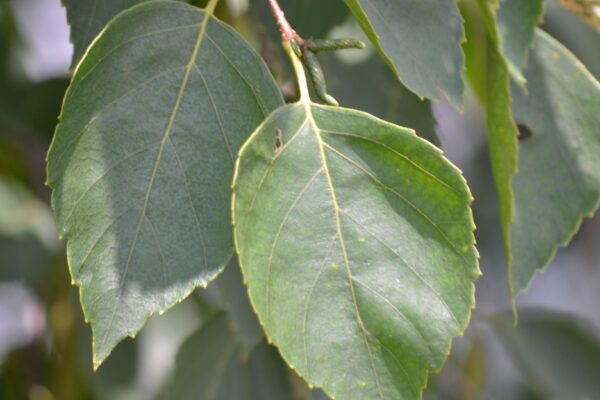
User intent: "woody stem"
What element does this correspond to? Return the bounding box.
[267,0,304,44]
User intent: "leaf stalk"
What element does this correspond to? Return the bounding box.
[283,41,311,104]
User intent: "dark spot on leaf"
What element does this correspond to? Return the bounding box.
[517,124,533,142]
[274,128,283,152]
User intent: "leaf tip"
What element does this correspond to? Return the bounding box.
[92,354,103,372]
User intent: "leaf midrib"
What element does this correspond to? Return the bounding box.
[255,103,459,397]
[307,103,386,399]
[321,140,467,263]
[96,1,218,356]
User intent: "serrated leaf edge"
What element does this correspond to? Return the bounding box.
[47,0,230,370]
[508,29,600,306]
[231,99,480,399]
[343,0,467,110]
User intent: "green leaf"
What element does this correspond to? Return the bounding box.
[483,39,519,283]
[63,0,147,68]
[509,30,600,299]
[320,54,439,145]
[46,0,283,368]
[169,313,293,400]
[233,100,479,399]
[217,257,263,356]
[63,0,196,68]
[344,0,465,108]
[461,0,488,103]
[495,0,544,85]
[472,2,597,308]
[467,0,521,305]
[494,309,600,399]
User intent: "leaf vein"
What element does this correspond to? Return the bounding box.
[320,129,459,196]
[265,168,324,324]
[53,65,187,169]
[70,22,199,96]
[192,62,234,162]
[97,4,216,352]
[352,277,434,360]
[248,119,308,211]
[64,139,163,226]
[166,138,209,271]
[75,208,131,280]
[145,215,169,291]
[205,35,269,116]
[365,327,418,399]
[341,210,461,327]
[310,111,385,399]
[323,141,467,261]
[302,236,337,375]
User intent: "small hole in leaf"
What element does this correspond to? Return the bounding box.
[517,124,533,142]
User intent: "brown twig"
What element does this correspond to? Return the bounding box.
[267,0,304,44]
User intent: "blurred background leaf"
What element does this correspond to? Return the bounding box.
[216,257,263,357]
[556,0,600,32]
[494,309,600,399]
[168,313,293,400]
[320,52,438,144]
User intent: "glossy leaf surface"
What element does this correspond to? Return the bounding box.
[344,0,465,107]
[233,101,479,399]
[509,30,600,298]
[47,0,283,367]
[170,314,293,400]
